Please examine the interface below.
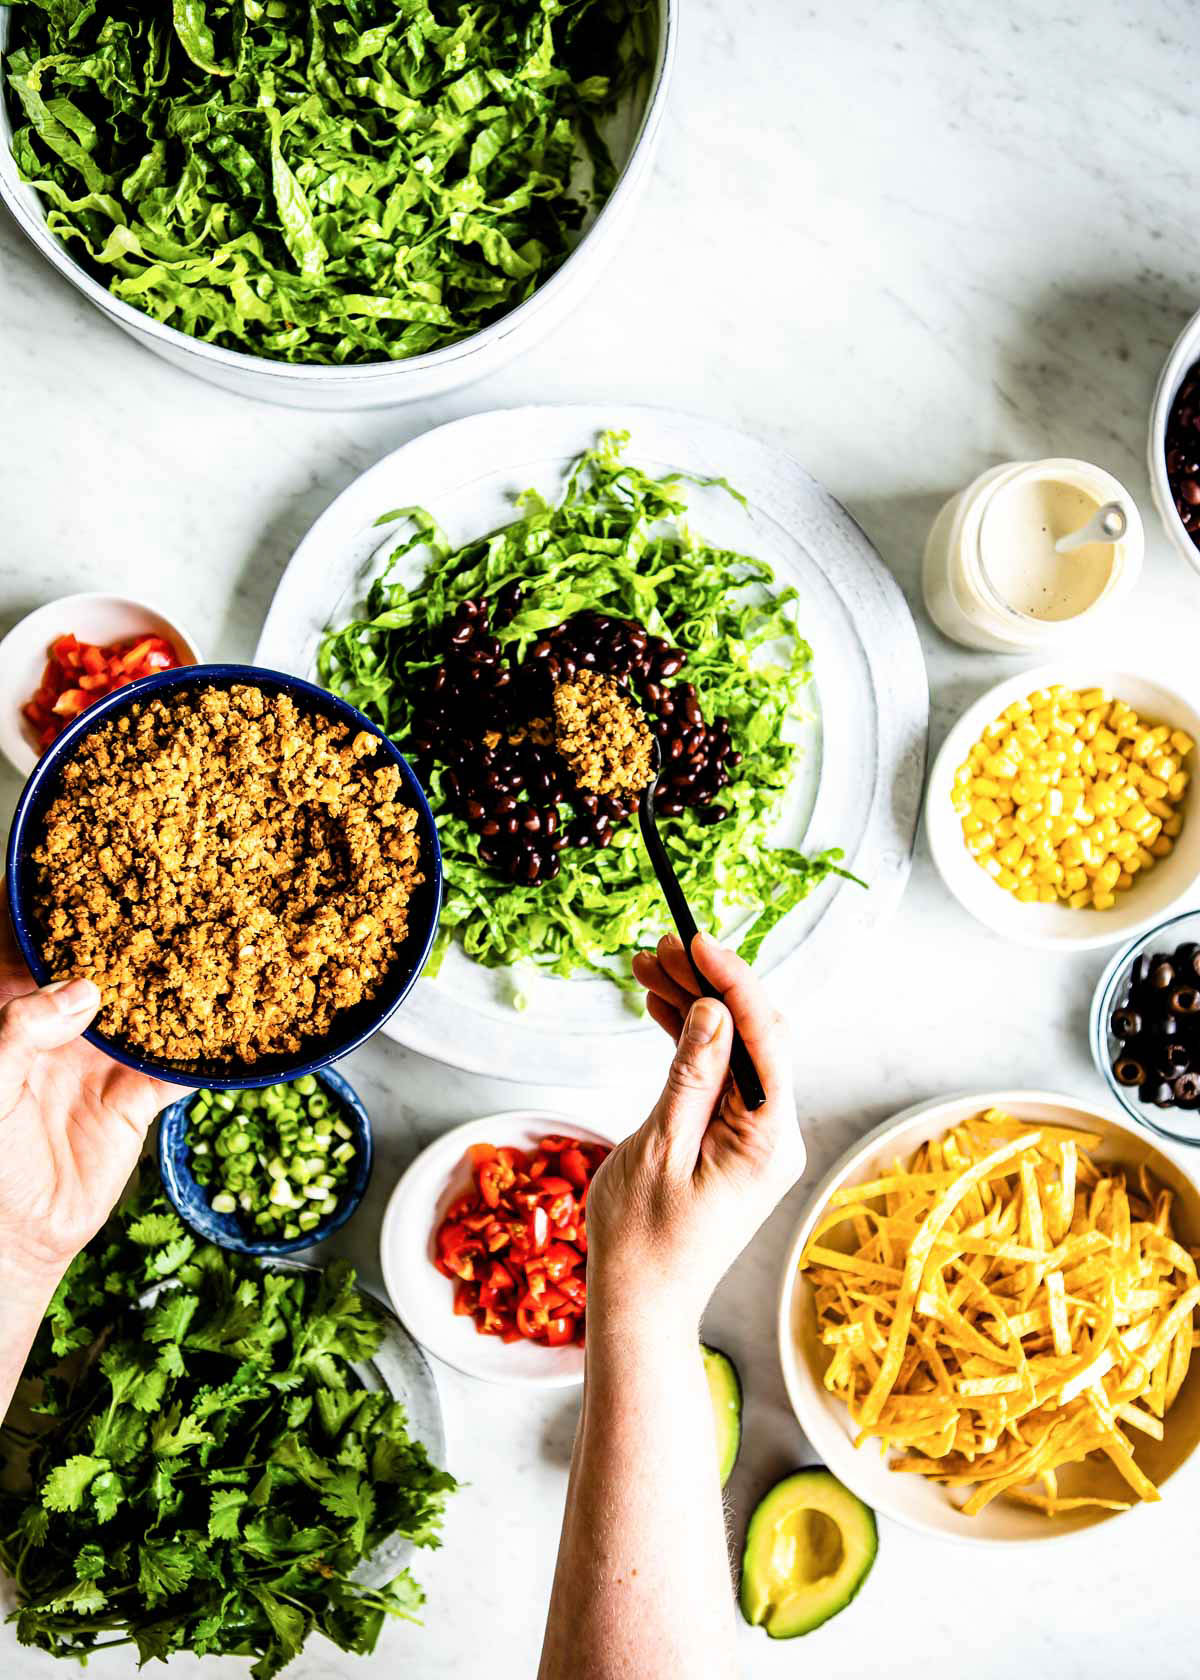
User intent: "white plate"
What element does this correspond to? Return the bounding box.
[777,1090,1200,1545]
[925,663,1200,950]
[378,1111,617,1388]
[255,405,928,1084]
[0,592,202,776]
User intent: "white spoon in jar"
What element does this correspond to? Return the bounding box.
[1055,500,1127,554]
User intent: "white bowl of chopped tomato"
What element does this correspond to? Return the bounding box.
[379,1111,616,1387]
[0,592,201,776]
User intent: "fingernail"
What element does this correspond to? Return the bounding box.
[684,998,722,1044]
[44,977,99,1014]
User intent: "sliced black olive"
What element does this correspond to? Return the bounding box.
[1159,1042,1192,1076]
[1150,960,1176,992]
[1152,1081,1177,1108]
[1113,1058,1146,1087]
[1173,942,1200,975]
[1175,1072,1200,1106]
[1111,1008,1142,1040]
[1170,987,1200,1015]
[1128,954,1154,991]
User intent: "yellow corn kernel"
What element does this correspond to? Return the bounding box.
[1079,688,1107,710]
[1034,860,1062,884]
[1133,732,1157,761]
[962,815,985,837]
[1079,748,1097,777]
[997,838,1023,868]
[1092,891,1116,910]
[1170,729,1195,757]
[1169,771,1190,801]
[1136,846,1156,870]
[1038,885,1057,903]
[1016,883,1038,902]
[1068,888,1092,909]
[1065,867,1088,893]
[1141,775,1168,800]
[1165,814,1183,838]
[995,816,1016,840]
[1096,858,1121,892]
[1015,802,1043,825]
[1012,855,1034,879]
[1123,853,1142,876]
[970,775,1002,798]
[983,719,1011,741]
[1142,816,1163,844]
[966,831,995,857]
[1014,723,1043,752]
[972,797,1001,823]
[969,742,988,766]
[982,854,1003,878]
[1113,831,1138,861]
[1151,835,1174,858]
[982,756,1017,781]
[993,867,1017,890]
[1149,755,1177,782]
[996,798,1015,816]
[1013,818,1036,845]
[1117,871,1134,890]
[1003,699,1032,722]
[1146,796,1174,821]
[1121,801,1151,830]
[1092,727,1118,754]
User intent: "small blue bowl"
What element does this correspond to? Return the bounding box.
[6,663,442,1089]
[158,1064,373,1255]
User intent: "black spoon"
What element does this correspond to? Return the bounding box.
[637,736,767,1112]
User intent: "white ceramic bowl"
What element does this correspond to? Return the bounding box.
[925,663,1200,951]
[778,1089,1200,1545]
[1148,304,1200,579]
[0,7,674,411]
[0,592,201,777]
[379,1111,617,1388]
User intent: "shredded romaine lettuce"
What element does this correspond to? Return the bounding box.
[3,0,649,363]
[319,432,851,987]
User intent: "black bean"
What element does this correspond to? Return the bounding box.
[481,819,500,837]
[522,809,542,833]
[656,653,684,678]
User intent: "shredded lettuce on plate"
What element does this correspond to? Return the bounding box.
[3,0,649,363]
[319,432,852,989]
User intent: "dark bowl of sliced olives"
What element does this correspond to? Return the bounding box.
[1092,911,1200,1145]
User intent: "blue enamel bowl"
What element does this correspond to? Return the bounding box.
[158,1064,372,1255]
[6,663,442,1088]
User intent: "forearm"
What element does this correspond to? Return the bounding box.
[0,1253,59,1422]
[538,1290,739,1680]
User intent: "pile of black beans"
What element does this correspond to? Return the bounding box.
[407,585,741,884]
[1165,363,1200,548]
[1110,941,1200,1109]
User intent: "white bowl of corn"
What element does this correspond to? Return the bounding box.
[925,666,1200,949]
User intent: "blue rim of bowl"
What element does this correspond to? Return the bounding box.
[157,1064,373,1255]
[1089,905,1200,1147]
[6,663,443,1088]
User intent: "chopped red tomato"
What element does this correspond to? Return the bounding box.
[432,1132,610,1348]
[22,630,183,752]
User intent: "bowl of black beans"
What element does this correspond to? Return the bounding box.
[1149,309,1200,580]
[1092,909,1200,1145]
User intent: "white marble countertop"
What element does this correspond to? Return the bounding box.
[3,1,1200,1676]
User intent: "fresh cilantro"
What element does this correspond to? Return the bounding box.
[0,1166,455,1671]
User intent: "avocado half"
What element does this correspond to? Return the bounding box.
[701,1345,742,1487]
[740,1468,877,1638]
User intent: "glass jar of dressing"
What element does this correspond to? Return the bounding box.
[922,458,1144,652]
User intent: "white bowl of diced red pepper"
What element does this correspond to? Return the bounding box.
[379,1111,617,1387]
[0,592,201,777]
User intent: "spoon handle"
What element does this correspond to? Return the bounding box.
[638,799,767,1112]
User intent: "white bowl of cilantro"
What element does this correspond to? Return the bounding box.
[0,1,675,409]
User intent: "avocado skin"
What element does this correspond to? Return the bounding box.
[739,1467,879,1638]
[701,1344,742,1488]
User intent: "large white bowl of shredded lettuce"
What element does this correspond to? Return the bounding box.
[0,0,673,409]
[256,405,929,1084]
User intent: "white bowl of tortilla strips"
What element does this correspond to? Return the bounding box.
[778,1091,1200,1543]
